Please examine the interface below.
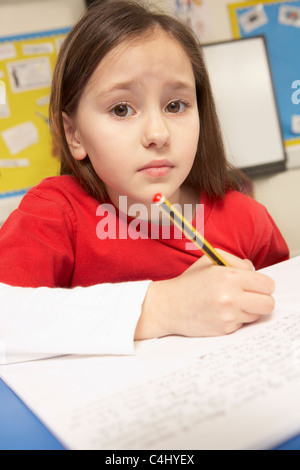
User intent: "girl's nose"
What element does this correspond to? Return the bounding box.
[141,111,170,149]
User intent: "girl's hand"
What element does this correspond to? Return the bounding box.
[136,250,275,339]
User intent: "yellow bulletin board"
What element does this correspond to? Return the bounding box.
[0,27,71,199]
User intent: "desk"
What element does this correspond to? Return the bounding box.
[0,378,64,450]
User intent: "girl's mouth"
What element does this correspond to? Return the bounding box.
[138,160,174,177]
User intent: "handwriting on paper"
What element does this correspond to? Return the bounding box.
[62,311,300,450]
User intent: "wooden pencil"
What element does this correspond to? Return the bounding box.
[153,193,230,267]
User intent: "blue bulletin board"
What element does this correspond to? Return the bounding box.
[229,0,300,149]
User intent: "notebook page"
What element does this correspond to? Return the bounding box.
[0,257,300,450]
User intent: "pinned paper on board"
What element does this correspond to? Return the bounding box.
[0,27,70,198]
[0,80,9,119]
[0,158,29,168]
[7,57,52,94]
[36,95,50,107]
[22,42,54,56]
[279,5,300,28]
[167,0,214,41]
[1,121,39,155]
[238,5,269,34]
[0,80,5,104]
[292,115,300,134]
[0,42,16,61]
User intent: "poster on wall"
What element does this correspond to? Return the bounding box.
[0,27,70,200]
[167,0,214,41]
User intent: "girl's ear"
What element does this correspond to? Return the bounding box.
[62,112,87,161]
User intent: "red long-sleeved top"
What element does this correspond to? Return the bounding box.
[0,175,289,288]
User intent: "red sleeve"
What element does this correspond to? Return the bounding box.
[0,190,75,287]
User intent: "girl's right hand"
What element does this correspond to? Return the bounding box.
[136,250,275,340]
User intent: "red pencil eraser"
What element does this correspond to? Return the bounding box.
[153,193,163,203]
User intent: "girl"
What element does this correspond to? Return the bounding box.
[0,0,289,360]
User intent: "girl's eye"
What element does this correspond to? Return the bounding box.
[166,101,186,114]
[111,103,134,118]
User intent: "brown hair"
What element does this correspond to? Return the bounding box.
[49,0,247,202]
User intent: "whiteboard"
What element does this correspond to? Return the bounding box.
[202,36,286,177]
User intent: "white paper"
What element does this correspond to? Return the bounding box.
[0,341,5,364]
[279,5,300,28]
[0,159,29,168]
[0,80,6,104]
[292,115,300,134]
[1,121,38,155]
[36,94,50,107]
[1,257,300,450]
[7,57,51,93]
[0,80,9,118]
[0,42,16,61]
[22,42,54,56]
[167,0,213,41]
[239,5,269,34]
[0,102,10,119]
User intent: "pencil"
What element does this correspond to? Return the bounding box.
[153,193,230,267]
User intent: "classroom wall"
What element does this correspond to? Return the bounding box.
[204,0,300,258]
[0,0,86,223]
[1,0,300,257]
[0,0,85,35]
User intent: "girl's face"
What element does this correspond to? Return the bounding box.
[63,29,200,211]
